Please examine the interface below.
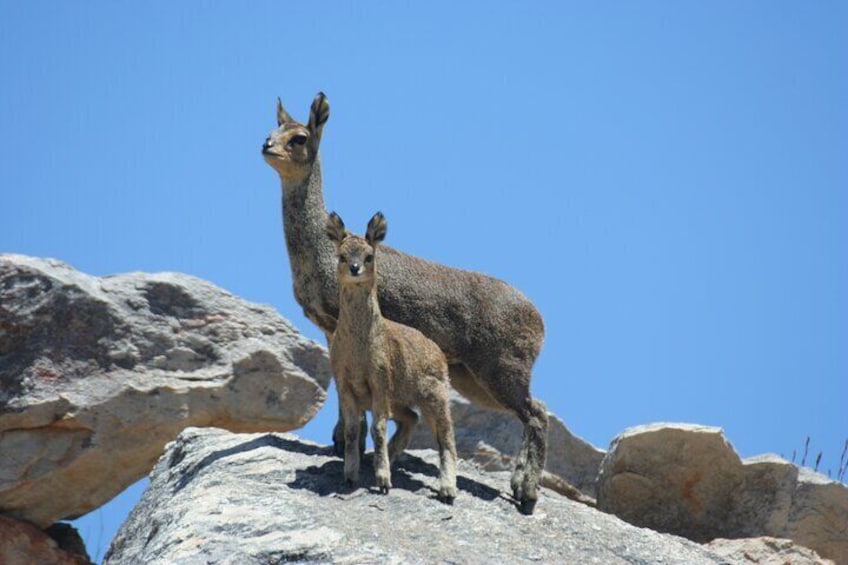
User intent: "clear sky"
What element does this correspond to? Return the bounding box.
[2,2,846,561]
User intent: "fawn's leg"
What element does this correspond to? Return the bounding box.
[340,394,362,489]
[422,391,458,504]
[333,402,367,458]
[371,401,392,494]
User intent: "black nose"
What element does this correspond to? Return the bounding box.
[262,137,274,151]
[349,263,361,276]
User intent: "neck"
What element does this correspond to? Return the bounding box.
[278,157,339,327]
[281,158,328,248]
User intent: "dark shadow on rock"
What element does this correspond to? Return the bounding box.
[174,434,331,493]
[395,452,503,503]
[289,459,351,496]
[288,450,503,505]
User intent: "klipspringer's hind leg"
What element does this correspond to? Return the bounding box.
[388,406,418,463]
[474,362,548,515]
[516,397,548,513]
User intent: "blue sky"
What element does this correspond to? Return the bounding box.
[2,2,846,561]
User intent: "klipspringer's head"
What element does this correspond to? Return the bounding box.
[325,211,388,286]
[262,92,329,182]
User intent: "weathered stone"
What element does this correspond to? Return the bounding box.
[105,427,737,564]
[707,536,834,565]
[597,423,744,541]
[0,254,331,528]
[407,393,605,497]
[775,466,848,565]
[0,516,90,565]
[597,423,848,564]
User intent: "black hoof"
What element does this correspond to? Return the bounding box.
[378,485,390,495]
[440,495,455,506]
[518,497,537,515]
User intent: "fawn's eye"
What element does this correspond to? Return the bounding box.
[364,255,374,264]
[287,134,308,147]
[338,256,347,264]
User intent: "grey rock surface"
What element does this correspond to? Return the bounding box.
[407,393,605,498]
[597,423,848,564]
[106,427,737,565]
[0,254,331,528]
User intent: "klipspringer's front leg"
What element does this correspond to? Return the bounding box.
[332,400,367,458]
[371,404,392,494]
[341,399,362,489]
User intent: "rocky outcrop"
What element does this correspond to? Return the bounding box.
[0,516,91,565]
[0,255,332,528]
[106,427,739,564]
[597,423,848,564]
[3,255,844,563]
[407,393,605,498]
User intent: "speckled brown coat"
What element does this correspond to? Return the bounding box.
[262,93,548,513]
[326,212,456,501]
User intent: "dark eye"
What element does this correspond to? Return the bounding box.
[338,256,347,264]
[364,255,374,264]
[287,134,308,147]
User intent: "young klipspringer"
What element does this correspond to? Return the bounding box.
[326,211,457,503]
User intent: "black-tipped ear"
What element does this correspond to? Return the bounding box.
[307,92,330,150]
[325,211,347,245]
[276,97,294,127]
[365,212,387,246]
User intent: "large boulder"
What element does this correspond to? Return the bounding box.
[0,254,331,528]
[597,423,848,564]
[407,393,605,498]
[106,427,742,564]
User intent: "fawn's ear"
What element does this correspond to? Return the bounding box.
[365,212,387,246]
[325,211,347,245]
[307,92,330,151]
[276,97,294,127]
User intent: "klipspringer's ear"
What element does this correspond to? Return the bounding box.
[325,211,347,245]
[365,212,387,246]
[276,97,294,127]
[307,92,330,151]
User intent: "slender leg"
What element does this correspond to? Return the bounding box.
[371,405,391,494]
[333,399,367,457]
[388,406,419,463]
[341,395,362,489]
[473,362,548,515]
[435,407,458,504]
[422,391,458,504]
[510,397,548,514]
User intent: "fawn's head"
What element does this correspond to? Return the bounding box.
[325,212,388,286]
[262,92,329,182]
